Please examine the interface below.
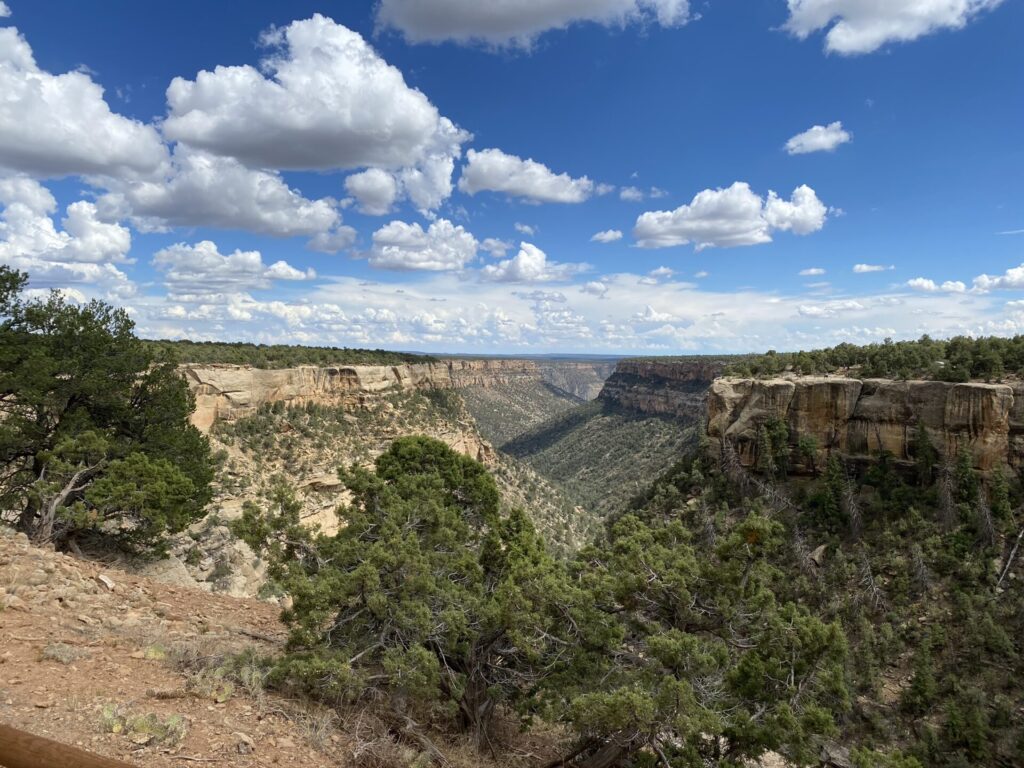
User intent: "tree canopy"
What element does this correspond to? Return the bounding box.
[0,266,212,551]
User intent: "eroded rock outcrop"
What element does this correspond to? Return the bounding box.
[183,359,544,432]
[597,358,727,418]
[708,376,1023,472]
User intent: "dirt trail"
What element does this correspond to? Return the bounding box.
[0,527,347,767]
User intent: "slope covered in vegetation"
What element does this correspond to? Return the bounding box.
[636,433,1024,767]
[501,400,699,520]
[459,379,582,446]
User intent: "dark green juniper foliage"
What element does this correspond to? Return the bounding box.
[746,443,1020,766]
[241,438,849,766]
[235,436,598,751]
[725,333,1024,381]
[144,338,433,367]
[0,266,212,552]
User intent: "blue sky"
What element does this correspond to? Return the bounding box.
[0,0,1021,354]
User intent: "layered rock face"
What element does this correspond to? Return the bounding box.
[183,359,543,432]
[536,360,618,401]
[708,376,1024,472]
[597,359,727,418]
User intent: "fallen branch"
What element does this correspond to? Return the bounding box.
[996,525,1024,590]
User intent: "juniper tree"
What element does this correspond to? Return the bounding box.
[552,507,848,768]
[0,266,211,551]
[242,436,599,750]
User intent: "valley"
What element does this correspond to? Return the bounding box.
[4,311,1024,768]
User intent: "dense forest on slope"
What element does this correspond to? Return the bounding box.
[459,379,581,446]
[144,339,435,367]
[645,431,1024,767]
[726,334,1024,382]
[502,400,699,519]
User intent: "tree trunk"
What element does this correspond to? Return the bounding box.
[458,669,495,752]
[546,741,631,768]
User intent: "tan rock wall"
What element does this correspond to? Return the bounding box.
[708,376,1023,472]
[182,359,544,432]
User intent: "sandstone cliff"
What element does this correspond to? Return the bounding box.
[183,358,544,432]
[535,360,618,401]
[707,376,1024,472]
[597,358,727,418]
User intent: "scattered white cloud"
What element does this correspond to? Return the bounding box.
[783,0,1005,55]
[800,267,826,276]
[480,242,586,283]
[0,3,10,18]
[907,277,966,293]
[798,299,866,318]
[152,240,313,301]
[0,176,134,297]
[375,0,692,48]
[514,222,536,236]
[481,237,513,258]
[853,263,894,273]
[997,228,1024,236]
[649,266,675,278]
[345,169,399,216]
[785,121,852,154]
[620,186,645,202]
[163,15,469,212]
[973,264,1024,291]
[0,27,168,179]
[634,181,828,249]
[693,270,708,278]
[366,218,478,271]
[581,280,609,297]
[458,148,595,203]
[591,229,623,243]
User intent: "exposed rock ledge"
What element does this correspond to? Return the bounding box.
[598,359,728,418]
[707,376,1024,472]
[183,359,543,432]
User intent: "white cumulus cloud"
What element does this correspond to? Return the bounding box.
[345,168,399,216]
[784,0,1005,55]
[367,218,478,271]
[481,242,586,282]
[785,121,852,154]
[591,229,623,243]
[800,267,826,275]
[0,176,134,296]
[152,240,314,300]
[907,277,967,293]
[163,15,469,211]
[0,27,167,179]
[458,148,595,204]
[634,181,828,249]
[0,3,10,18]
[375,0,691,48]
[99,146,350,247]
[973,264,1024,291]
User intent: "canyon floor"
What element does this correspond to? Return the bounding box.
[0,527,559,767]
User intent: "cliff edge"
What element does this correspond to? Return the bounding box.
[708,376,1024,472]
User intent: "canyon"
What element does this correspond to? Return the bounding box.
[183,357,615,432]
